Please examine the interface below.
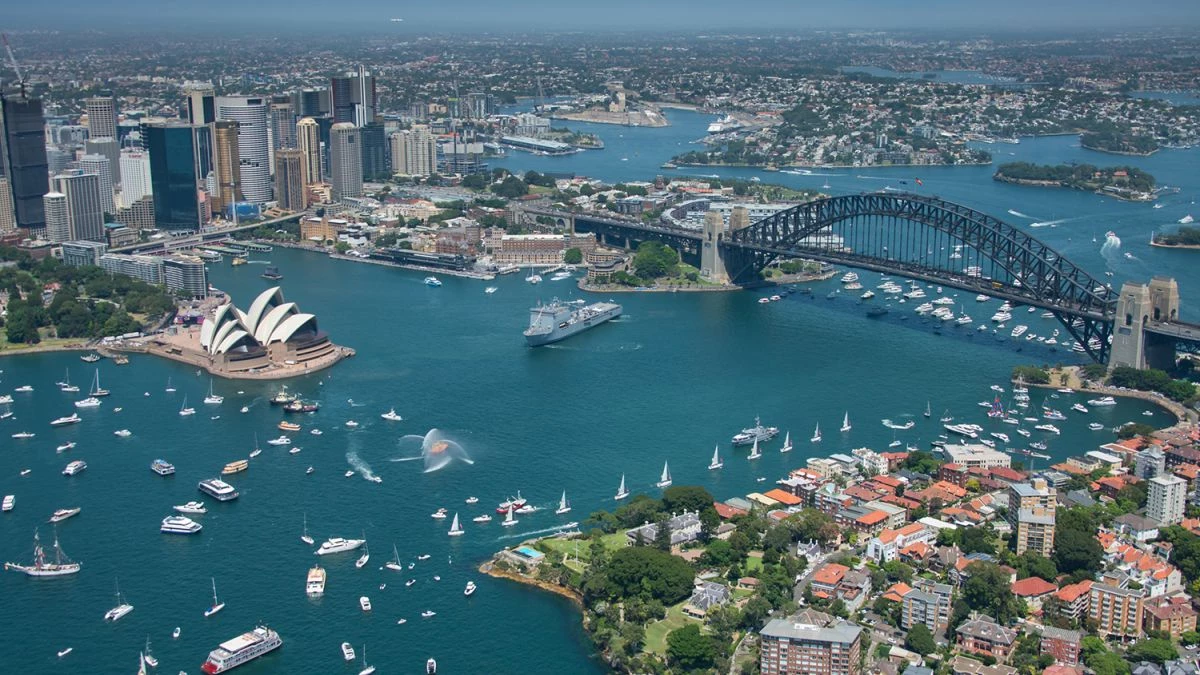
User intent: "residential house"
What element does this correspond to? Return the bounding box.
[956,614,1018,662]
[1143,595,1198,639]
[1114,514,1161,542]
[683,580,731,619]
[867,522,934,563]
[809,563,849,599]
[1010,576,1058,611]
[1039,626,1083,666]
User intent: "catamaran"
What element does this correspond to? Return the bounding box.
[165,377,176,393]
[708,446,723,470]
[179,396,195,417]
[840,412,852,432]
[204,380,224,405]
[204,577,225,617]
[448,514,464,537]
[4,529,81,577]
[104,579,134,621]
[555,490,572,515]
[780,431,793,453]
[747,437,762,460]
[615,474,630,500]
[656,461,672,488]
[811,423,822,443]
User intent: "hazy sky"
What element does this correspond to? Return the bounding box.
[8,0,1200,31]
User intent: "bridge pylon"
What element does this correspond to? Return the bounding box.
[1110,278,1181,371]
[700,210,730,284]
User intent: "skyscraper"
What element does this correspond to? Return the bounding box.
[270,96,296,151]
[329,123,362,202]
[0,94,50,232]
[184,83,216,125]
[292,88,330,118]
[78,154,115,213]
[85,137,122,185]
[85,92,118,139]
[119,150,152,205]
[296,117,321,184]
[330,66,376,126]
[0,176,15,233]
[389,126,438,177]
[215,97,271,204]
[143,120,211,231]
[43,192,69,243]
[360,122,387,180]
[54,171,105,242]
[211,120,243,217]
[274,148,307,212]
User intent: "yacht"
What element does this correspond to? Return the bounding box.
[525,273,542,284]
[384,544,403,571]
[113,429,131,437]
[428,658,438,674]
[615,474,630,500]
[747,437,762,460]
[198,478,239,501]
[306,565,327,596]
[555,490,572,515]
[359,645,377,675]
[359,596,372,611]
[179,397,196,417]
[1011,325,1028,338]
[424,276,443,287]
[345,420,359,428]
[708,445,723,470]
[204,380,224,405]
[473,514,493,523]
[315,537,366,556]
[357,544,371,567]
[780,431,793,453]
[840,412,852,432]
[11,431,35,439]
[944,424,979,439]
[656,461,673,488]
[501,504,518,527]
[59,369,79,393]
[840,272,859,284]
[990,432,1010,444]
[421,610,437,618]
[1071,403,1090,414]
[381,408,403,421]
[49,507,81,523]
[1034,424,1062,434]
[1088,422,1105,431]
[1087,396,1117,406]
[204,578,225,616]
[88,369,109,397]
[431,507,448,519]
[267,436,291,446]
[161,515,203,534]
[50,413,82,427]
[14,385,33,393]
[104,581,134,622]
[74,396,101,409]
[175,501,207,514]
[222,460,249,475]
[62,460,87,476]
[465,581,477,597]
[1,495,12,511]
[149,459,176,476]
[811,422,822,443]
[4,530,81,577]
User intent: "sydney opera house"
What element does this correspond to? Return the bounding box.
[147,287,351,379]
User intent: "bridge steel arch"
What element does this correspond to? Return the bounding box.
[725,193,1118,362]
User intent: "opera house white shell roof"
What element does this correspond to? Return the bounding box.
[200,287,320,355]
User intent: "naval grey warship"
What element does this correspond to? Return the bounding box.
[524,299,622,346]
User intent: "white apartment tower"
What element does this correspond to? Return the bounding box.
[1148,475,1187,526]
[329,123,362,202]
[215,96,272,204]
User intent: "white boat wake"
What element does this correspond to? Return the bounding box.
[346,450,378,482]
[1029,216,1079,228]
[1101,232,1122,262]
[1007,209,1036,220]
[496,522,580,541]
[854,175,893,181]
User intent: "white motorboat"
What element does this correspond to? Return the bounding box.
[472,514,493,523]
[345,470,356,478]
[345,420,359,428]
[448,513,464,537]
[1088,396,1117,406]
[485,286,498,294]
[14,385,33,392]
[74,396,101,409]
[310,428,322,435]
[50,413,82,427]
[465,496,479,504]
[464,581,477,596]
[62,460,87,476]
[2,495,13,511]
[708,445,723,470]
[240,406,249,413]
[656,461,672,488]
[204,578,225,616]
[49,507,82,523]
[342,643,356,662]
[11,431,35,439]
[267,436,291,446]
[381,408,403,421]
[161,515,203,534]
[421,610,436,618]
[173,627,180,639]
[1034,424,1062,435]
[315,537,366,556]
[113,429,131,437]
[1089,422,1105,431]
[555,490,572,515]
[423,276,442,287]
[57,647,73,658]
[359,596,372,611]
[431,508,448,520]
[175,501,207,514]
[289,447,301,454]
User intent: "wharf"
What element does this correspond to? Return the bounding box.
[327,253,496,280]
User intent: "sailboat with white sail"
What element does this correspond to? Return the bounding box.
[811,423,822,443]
[780,431,792,453]
[386,544,403,571]
[501,504,518,527]
[747,437,761,460]
[204,577,225,617]
[708,445,723,470]
[924,402,931,418]
[615,474,630,500]
[448,514,464,537]
[840,412,852,432]
[555,490,572,515]
[656,461,672,488]
[204,379,223,404]
[356,542,371,567]
[359,644,376,675]
[249,433,262,458]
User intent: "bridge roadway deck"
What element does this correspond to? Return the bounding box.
[1145,320,1200,342]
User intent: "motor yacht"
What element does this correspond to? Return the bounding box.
[161,515,203,534]
[381,408,403,421]
[49,507,81,523]
[50,413,82,427]
[306,565,326,596]
[267,436,292,446]
[113,429,131,437]
[62,460,87,476]
[464,581,477,597]
[175,501,207,514]
[315,537,366,556]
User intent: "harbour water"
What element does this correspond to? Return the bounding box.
[1,103,1197,674]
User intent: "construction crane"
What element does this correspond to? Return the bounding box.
[2,33,27,97]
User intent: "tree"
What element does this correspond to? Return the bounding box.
[906,623,936,655]
[594,546,694,604]
[662,486,714,515]
[491,176,529,199]
[653,516,672,551]
[960,526,996,555]
[962,562,1020,624]
[791,509,839,546]
[564,247,583,265]
[702,539,738,568]
[1054,527,1103,576]
[666,625,715,671]
[1015,551,1058,581]
[1126,638,1178,664]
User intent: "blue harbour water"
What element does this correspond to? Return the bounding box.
[1,105,1198,674]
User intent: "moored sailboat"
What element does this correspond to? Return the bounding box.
[501,504,518,527]
[4,529,81,577]
[204,577,225,617]
[747,437,761,460]
[811,423,822,443]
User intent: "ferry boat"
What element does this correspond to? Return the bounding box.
[731,416,780,445]
[261,266,283,281]
[161,515,203,534]
[49,507,81,523]
[222,460,249,475]
[424,276,443,287]
[306,565,326,596]
[277,421,301,432]
[175,501,207,514]
[231,256,248,266]
[198,478,239,502]
[62,460,87,476]
[315,537,366,556]
[200,625,283,674]
[5,530,81,577]
[50,413,82,427]
[524,299,622,346]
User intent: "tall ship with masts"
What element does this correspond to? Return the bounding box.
[4,530,81,577]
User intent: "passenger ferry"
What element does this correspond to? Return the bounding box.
[278,421,301,432]
[198,478,240,502]
[222,460,249,475]
[62,460,87,476]
[161,515,203,534]
[151,459,176,476]
[306,565,326,596]
[200,625,283,674]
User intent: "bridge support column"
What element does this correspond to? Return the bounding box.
[700,211,729,284]
[1110,281,1180,371]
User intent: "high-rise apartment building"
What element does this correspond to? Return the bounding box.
[54,171,105,242]
[389,126,438,177]
[119,151,152,205]
[1136,448,1167,480]
[329,123,362,201]
[360,122,387,180]
[211,120,243,217]
[85,92,118,139]
[1148,475,1187,526]
[78,154,115,213]
[0,94,50,232]
[760,619,862,675]
[0,176,16,233]
[269,96,296,151]
[273,149,307,212]
[330,65,376,126]
[43,192,69,242]
[144,120,211,231]
[296,118,322,184]
[1006,478,1056,557]
[162,255,208,298]
[1089,583,1145,639]
[184,83,216,125]
[215,97,271,204]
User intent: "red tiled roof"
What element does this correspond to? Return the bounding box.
[811,563,849,587]
[882,582,912,603]
[1055,580,1093,603]
[713,502,748,519]
[763,489,802,506]
[856,510,889,526]
[1011,576,1057,597]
